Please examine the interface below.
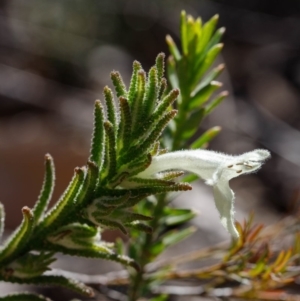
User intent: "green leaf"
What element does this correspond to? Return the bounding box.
[205,91,228,115]
[0,275,94,297]
[167,56,179,90]
[158,77,167,100]
[178,108,205,140]
[103,121,117,181]
[163,208,197,226]
[155,53,165,88]
[32,154,55,224]
[180,11,188,55]
[182,174,198,183]
[149,241,165,257]
[128,60,142,104]
[191,64,225,96]
[194,43,223,81]
[128,177,175,187]
[166,35,181,61]
[112,211,152,223]
[134,110,177,158]
[196,14,219,55]
[150,227,196,258]
[39,168,84,228]
[159,171,185,181]
[188,81,222,110]
[0,293,53,301]
[186,15,195,56]
[194,17,202,39]
[89,100,105,169]
[125,221,152,234]
[128,183,192,197]
[149,295,168,301]
[118,194,149,209]
[45,244,139,271]
[75,161,98,209]
[131,88,179,145]
[5,251,55,279]
[103,86,118,134]
[110,71,127,98]
[162,226,196,248]
[152,89,179,123]
[206,27,225,51]
[118,97,132,151]
[143,66,158,118]
[131,70,146,128]
[191,126,221,149]
[96,191,130,207]
[115,237,125,255]
[0,207,34,264]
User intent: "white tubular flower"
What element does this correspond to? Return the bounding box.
[137,149,271,238]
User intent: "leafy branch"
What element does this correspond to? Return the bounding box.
[0,53,191,299]
[126,11,228,301]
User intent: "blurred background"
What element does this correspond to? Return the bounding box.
[1,0,300,297]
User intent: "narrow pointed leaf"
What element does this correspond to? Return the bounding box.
[45,244,139,270]
[32,154,55,223]
[196,14,219,55]
[189,81,222,110]
[180,11,188,55]
[153,89,179,122]
[143,66,158,118]
[186,15,195,55]
[206,27,225,51]
[0,293,53,301]
[0,275,94,297]
[163,208,197,226]
[128,60,142,104]
[119,194,149,209]
[149,295,168,301]
[132,89,179,143]
[103,121,117,180]
[155,53,165,89]
[75,161,98,209]
[191,126,221,149]
[195,43,223,81]
[131,70,146,128]
[128,177,175,187]
[0,207,34,264]
[125,221,152,234]
[128,183,192,197]
[111,71,127,98]
[178,108,205,140]
[192,64,225,95]
[89,100,105,168]
[135,110,177,158]
[162,226,196,247]
[118,97,132,151]
[103,86,118,133]
[167,57,179,93]
[166,35,181,61]
[39,168,84,228]
[158,77,167,100]
[205,91,228,115]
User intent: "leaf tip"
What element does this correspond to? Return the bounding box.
[22,206,33,218]
[44,153,53,161]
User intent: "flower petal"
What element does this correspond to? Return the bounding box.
[213,181,239,238]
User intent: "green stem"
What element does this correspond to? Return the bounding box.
[128,195,166,301]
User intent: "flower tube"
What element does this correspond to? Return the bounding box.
[137,149,271,238]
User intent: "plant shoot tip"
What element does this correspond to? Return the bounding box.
[44,153,52,160]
